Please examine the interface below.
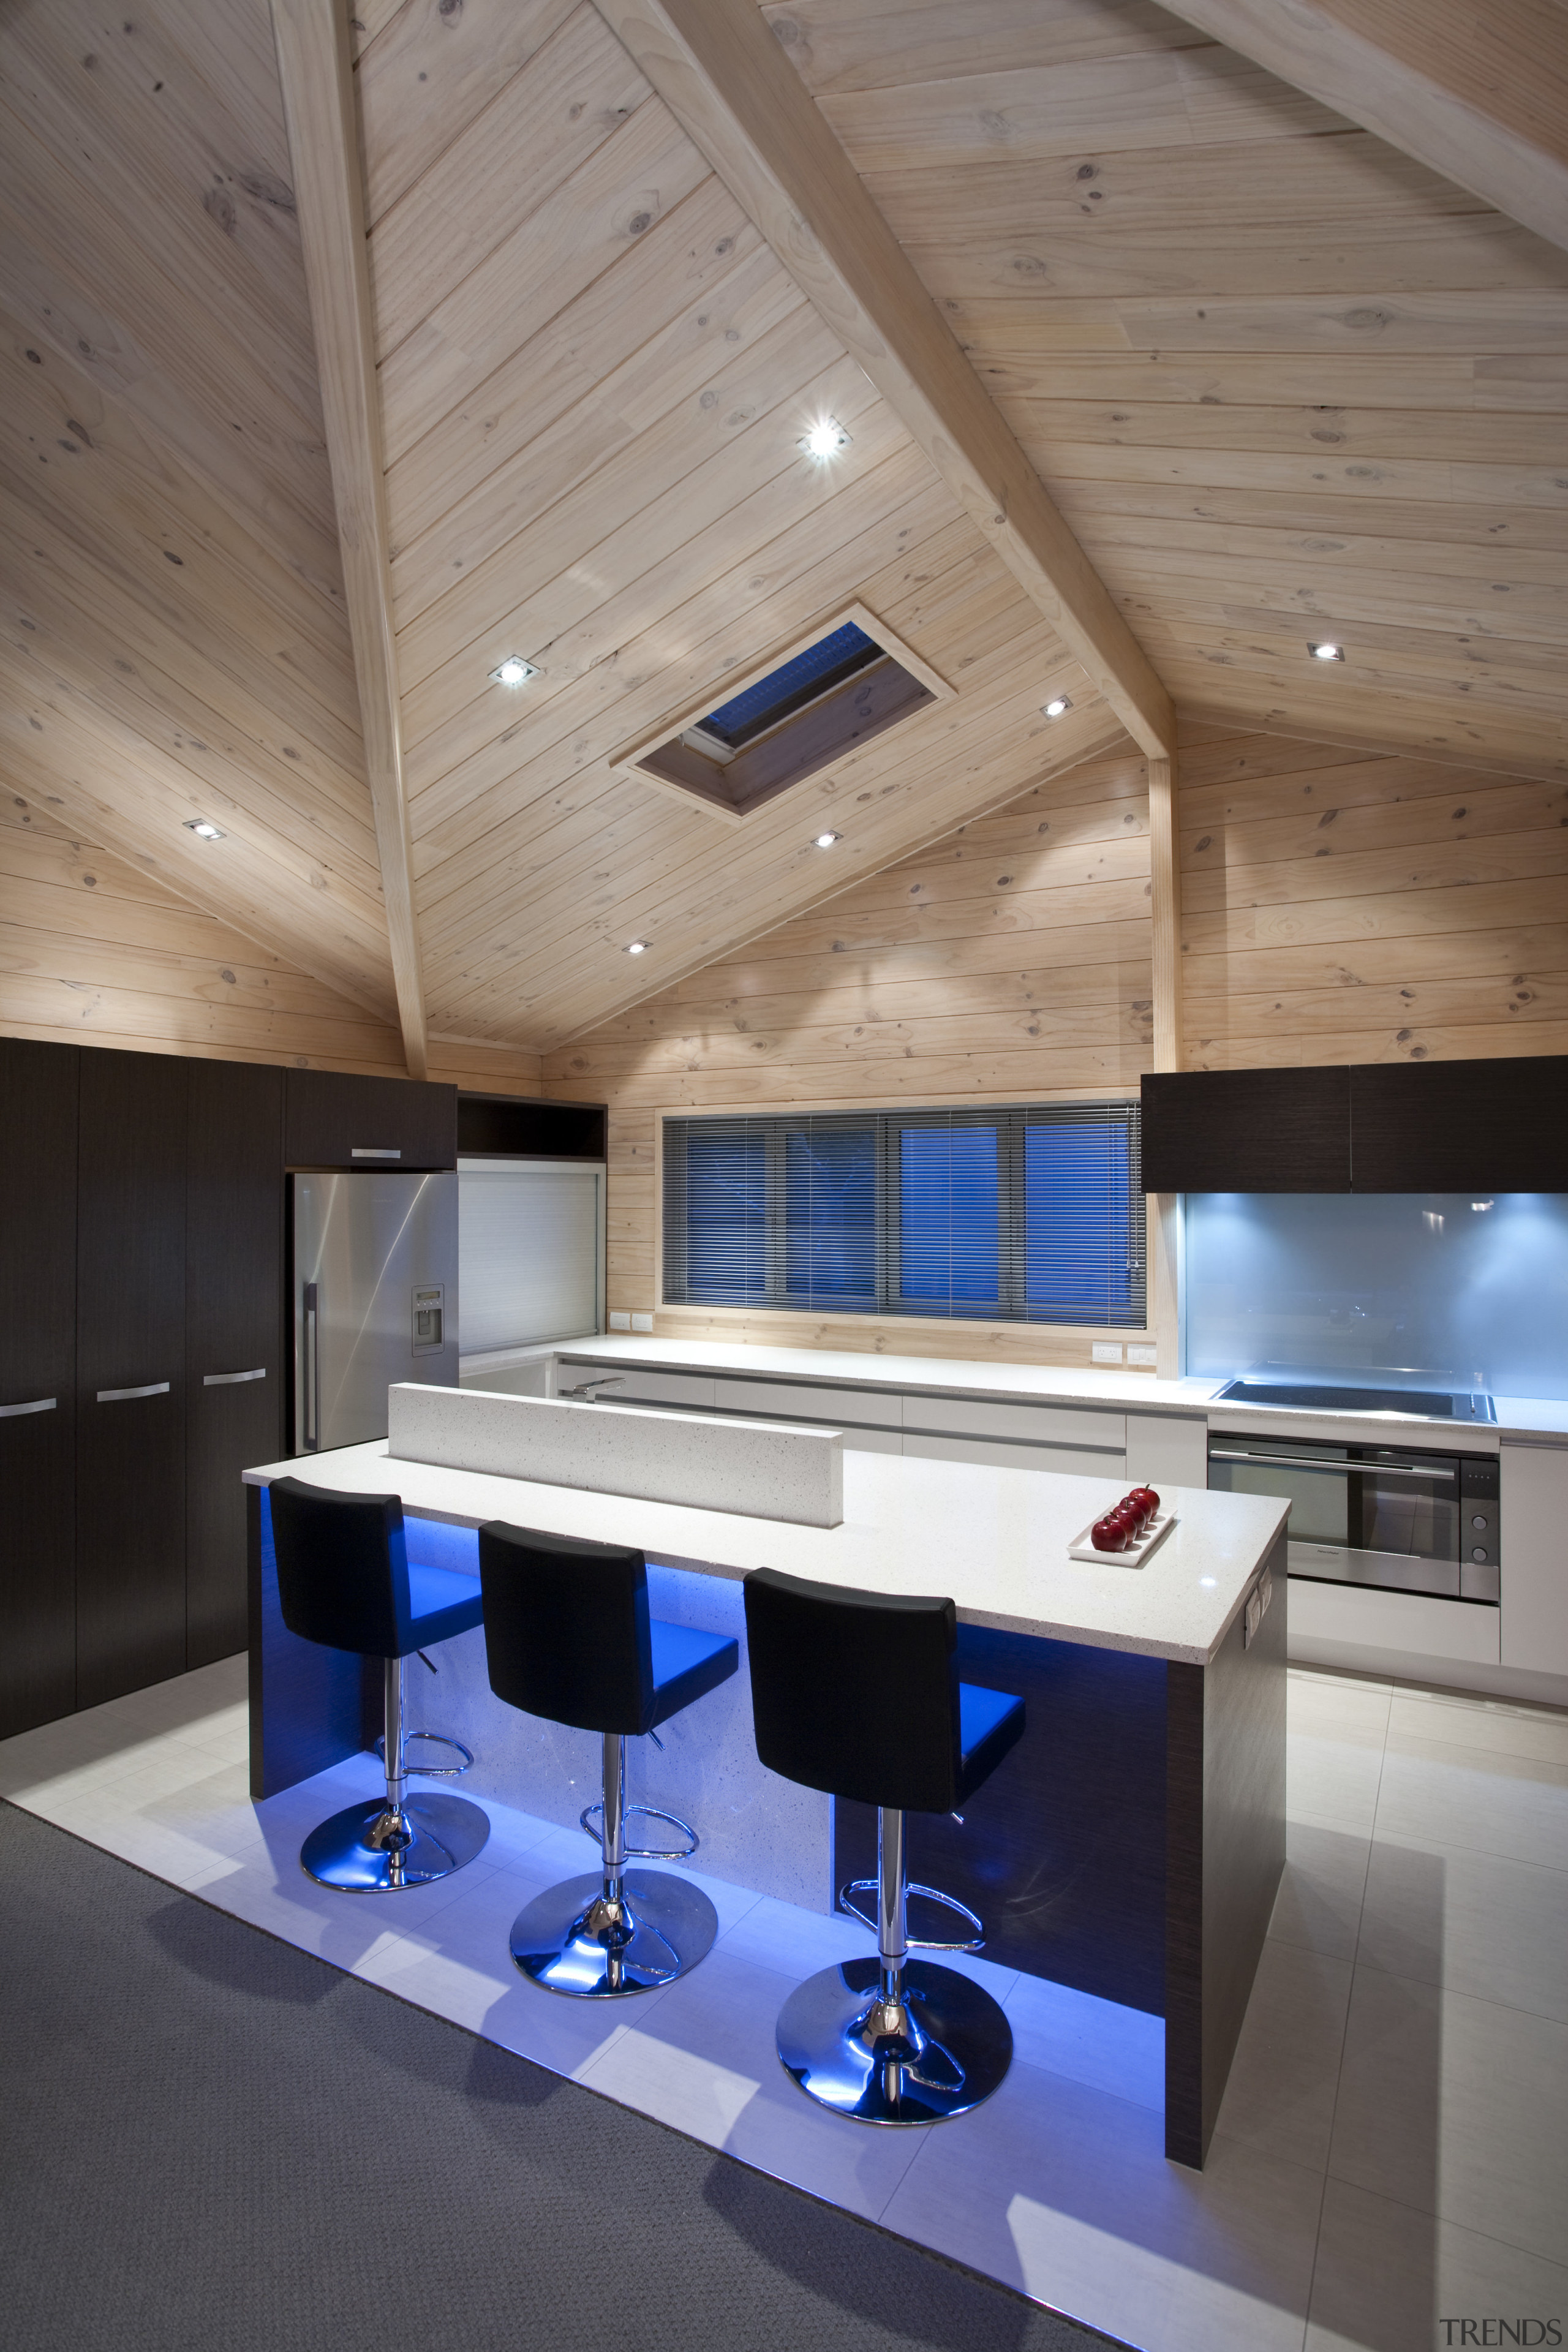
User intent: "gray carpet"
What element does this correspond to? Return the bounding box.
[0,1801,1120,2352]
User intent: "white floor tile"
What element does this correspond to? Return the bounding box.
[1327,1966,1568,2263]
[884,2067,1322,2352]
[1213,1940,1352,2171]
[1305,2175,1568,2352]
[1289,1730,1386,1833]
[1387,1689,1568,1770]
[1357,1835,1568,2022]
[1374,1733,1568,1872]
[1288,1676,1394,1744]
[1000,1971,1164,2112]
[1270,1815,1373,1963]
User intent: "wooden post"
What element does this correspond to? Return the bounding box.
[1148,748,1183,1376]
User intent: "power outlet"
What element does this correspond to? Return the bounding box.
[608,1311,630,1331]
[631,1313,654,1333]
[1091,1341,1123,1365]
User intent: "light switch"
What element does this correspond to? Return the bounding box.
[1128,1343,1158,1366]
[608,1311,630,1331]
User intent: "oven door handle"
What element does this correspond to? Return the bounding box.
[1208,1450,1459,1482]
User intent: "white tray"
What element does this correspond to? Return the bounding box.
[1068,1510,1177,1569]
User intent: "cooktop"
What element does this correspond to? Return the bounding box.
[1216,1379,1497,1423]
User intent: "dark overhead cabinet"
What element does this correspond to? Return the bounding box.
[1141,1054,1568,1194]
[1140,1066,1352,1193]
[75,1049,190,1709]
[0,1040,80,1738]
[1349,1057,1568,1192]
[186,1060,285,1670]
[456,1093,606,1160]
[284,1067,456,1170]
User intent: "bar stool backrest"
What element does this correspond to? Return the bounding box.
[744,1566,963,1814]
[268,1478,411,1659]
[479,1523,655,1736]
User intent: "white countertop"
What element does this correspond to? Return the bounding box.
[246,1440,1285,1667]
[461,1334,1568,1444]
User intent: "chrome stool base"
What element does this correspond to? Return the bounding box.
[300,1791,491,1893]
[510,1867,718,1998]
[776,1954,1011,2126]
[373,1728,475,1778]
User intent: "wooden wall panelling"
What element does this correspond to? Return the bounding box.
[0,793,539,1091]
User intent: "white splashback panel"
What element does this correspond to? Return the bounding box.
[388,1384,844,1527]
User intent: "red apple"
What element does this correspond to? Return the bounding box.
[1109,1501,1142,1544]
[1091,1513,1124,1552]
[1130,1485,1161,1526]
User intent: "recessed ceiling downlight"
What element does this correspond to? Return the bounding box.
[1308,643,1344,662]
[625,940,650,956]
[813,831,840,849]
[183,818,225,840]
[1042,695,1072,718]
[799,418,851,461]
[490,656,537,686]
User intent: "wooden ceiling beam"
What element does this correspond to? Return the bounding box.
[1161,0,1568,255]
[592,0,1175,760]
[268,0,429,1079]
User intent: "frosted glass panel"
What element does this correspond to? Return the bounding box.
[459,1166,602,1351]
[1185,1193,1568,1402]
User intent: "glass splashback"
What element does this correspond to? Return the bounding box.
[1185,1193,1568,1402]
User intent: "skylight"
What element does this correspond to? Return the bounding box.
[612,606,950,826]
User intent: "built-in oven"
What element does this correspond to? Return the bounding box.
[1207,1433,1500,1603]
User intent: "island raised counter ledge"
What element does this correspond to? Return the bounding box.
[244,1442,1287,2169]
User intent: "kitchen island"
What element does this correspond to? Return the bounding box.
[246,1437,1287,2168]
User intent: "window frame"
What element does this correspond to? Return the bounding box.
[658,1098,1146,1330]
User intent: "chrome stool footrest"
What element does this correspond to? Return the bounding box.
[838,1876,984,1954]
[374,1729,473,1778]
[579,1800,698,1861]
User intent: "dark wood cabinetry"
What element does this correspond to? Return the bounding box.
[0,1041,494,1732]
[1141,1054,1568,1194]
[285,1067,456,1170]
[186,1061,285,1669]
[0,1040,79,1736]
[75,1050,190,1708]
[1349,1057,1568,1191]
[456,1093,606,1159]
[1140,1067,1352,1193]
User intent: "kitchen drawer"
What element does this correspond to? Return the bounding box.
[902,1431,1125,1477]
[559,1362,717,1411]
[710,1376,903,1430]
[901,1394,1125,1449]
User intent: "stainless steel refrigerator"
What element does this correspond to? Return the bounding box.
[292,1172,458,1453]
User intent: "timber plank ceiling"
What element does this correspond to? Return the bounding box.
[765,0,1568,781]
[0,0,400,1025]
[2,0,1564,1071]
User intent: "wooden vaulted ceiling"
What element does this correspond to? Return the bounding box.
[2,0,1565,1074]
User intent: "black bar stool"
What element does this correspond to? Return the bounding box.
[744,1565,1025,2126]
[268,1477,491,1891]
[478,1522,738,1997]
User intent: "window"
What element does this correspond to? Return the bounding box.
[611,603,951,825]
[662,1103,1145,1326]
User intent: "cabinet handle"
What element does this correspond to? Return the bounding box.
[351,1147,401,1159]
[204,1368,267,1386]
[97,1382,171,1403]
[304,1282,319,1451]
[0,1396,57,1418]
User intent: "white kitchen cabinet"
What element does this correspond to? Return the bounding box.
[900,1393,1125,1450]
[556,1362,717,1412]
[1500,1442,1568,1676]
[901,1431,1125,1480]
[709,1376,903,1429]
[1125,1412,1208,1492]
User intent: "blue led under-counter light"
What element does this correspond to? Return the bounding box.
[1185,1191,1568,1401]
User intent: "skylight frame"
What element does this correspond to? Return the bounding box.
[609,602,954,828]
